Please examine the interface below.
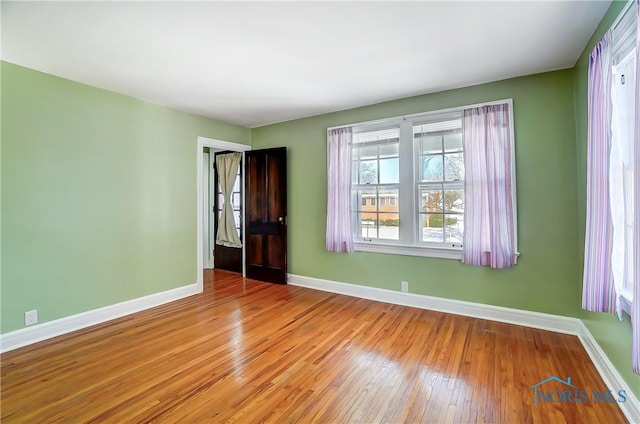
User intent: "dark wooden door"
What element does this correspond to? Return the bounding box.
[245,147,287,284]
[213,152,243,273]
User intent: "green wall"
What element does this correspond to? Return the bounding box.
[252,69,581,316]
[573,1,640,398]
[1,61,251,333]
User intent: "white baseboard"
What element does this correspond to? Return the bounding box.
[0,283,201,353]
[577,322,640,422]
[288,273,640,423]
[288,274,582,333]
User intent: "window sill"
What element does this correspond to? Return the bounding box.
[354,242,462,260]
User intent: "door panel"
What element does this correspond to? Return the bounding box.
[266,235,284,267]
[245,147,287,284]
[248,234,263,266]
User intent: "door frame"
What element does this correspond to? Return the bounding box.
[196,136,251,292]
[202,151,212,269]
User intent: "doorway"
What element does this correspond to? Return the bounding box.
[196,137,251,292]
[212,151,243,273]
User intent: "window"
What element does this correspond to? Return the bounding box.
[352,127,400,241]
[348,101,516,258]
[216,162,242,238]
[414,116,464,245]
[610,1,637,313]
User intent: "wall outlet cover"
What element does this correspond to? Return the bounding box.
[25,310,38,326]
[401,281,409,292]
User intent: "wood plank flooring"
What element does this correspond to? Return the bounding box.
[1,270,628,423]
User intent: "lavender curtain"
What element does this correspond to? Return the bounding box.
[326,127,354,253]
[462,103,516,269]
[582,33,615,314]
[632,0,639,374]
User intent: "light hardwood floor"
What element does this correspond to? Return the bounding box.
[1,270,628,423]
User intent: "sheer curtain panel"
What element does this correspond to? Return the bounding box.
[461,103,516,269]
[326,127,354,253]
[216,152,243,248]
[582,33,616,314]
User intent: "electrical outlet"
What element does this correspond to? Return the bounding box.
[25,310,38,326]
[401,281,409,293]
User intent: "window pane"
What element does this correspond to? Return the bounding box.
[352,161,358,184]
[422,154,443,181]
[232,177,240,193]
[444,188,464,213]
[355,128,400,144]
[378,213,400,240]
[414,119,462,136]
[445,214,464,244]
[444,153,464,181]
[233,211,241,227]
[359,145,378,160]
[421,188,443,212]
[420,213,445,243]
[379,157,399,183]
[379,187,399,210]
[232,192,241,207]
[217,193,224,209]
[360,213,378,238]
[420,136,443,154]
[444,133,463,152]
[380,142,399,158]
[358,188,376,212]
[360,160,378,184]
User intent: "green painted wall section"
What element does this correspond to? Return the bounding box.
[1,61,251,333]
[0,59,3,313]
[252,69,581,316]
[573,1,640,398]
[0,58,3,311]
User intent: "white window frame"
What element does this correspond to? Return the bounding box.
[332,99,517,259]
[351,124,401,243]
[610,0,637,315]
[413,112,465,251]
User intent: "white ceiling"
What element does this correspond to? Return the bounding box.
[2,1,610,128]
